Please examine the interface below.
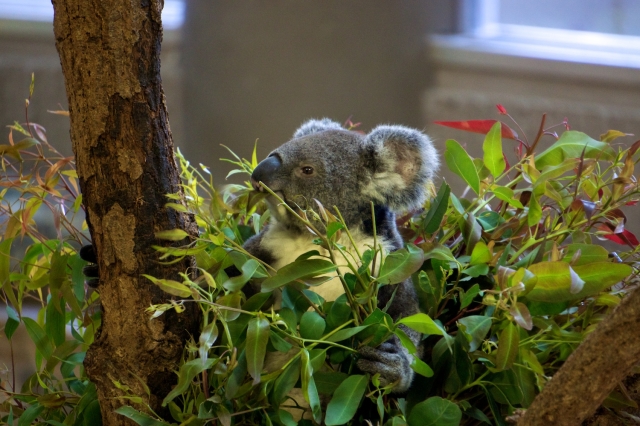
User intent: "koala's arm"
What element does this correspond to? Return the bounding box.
[242,228,275,267]
[356,279,421,393]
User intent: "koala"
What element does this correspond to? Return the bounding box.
[79,118,440,398]
[244,118,439,393]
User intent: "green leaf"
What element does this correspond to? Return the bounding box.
[272,357,301,405]
[246,315,270,385]
[222,258,260,291]
[408,397,462,426]
[477,210,503,231]
[326,295,352,330]
[495,322,519,371]
[358,309,395,347]
[527,190,542,227]
[526,261,632,302]
[445,139,480,194]
[314,371,348,396]
[423,243,457,262]
[458,315,492,352]
[4,304,19,339]
[562,244,609,266]
[460,284,481,309]
[527,300,568,316]
[492,186,524,209]
[277,409,298,426]
[397,313,444,336]
[394,327,417,354]
[327,222,345,239]
[14,137,39,150]
[535,158,580,185]
[115,406,171,426]
[45,295,66,347]
[410,355,434,378]
[483,121,506,177]
[489,369,524,406]
[299,311,326,340]
[301,348,323,424]
[423,183,451,233]
[325,375,368,425]
[377,244,424,285]
[83,399,102,426]
[463,264,488,278]
[535,131,615,168]
[470,241,491,265]
[154,229,189,241]
[270,330,293,352]
[463,213,483,255]
[326,325,370,343]
[142,275,191,298]
[23,317,54,360]
[262,259,337,292]
[162,358,215,406]
[198,321,219,361]
[17,403,44,426]
[217,292,243,322]
[0,238,19,310]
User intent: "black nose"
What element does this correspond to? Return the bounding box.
[251,154,281,191]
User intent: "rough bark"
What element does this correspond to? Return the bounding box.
[52,1,200,424]
[519,286,640,426]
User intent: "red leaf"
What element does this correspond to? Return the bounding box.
[503,153,511,171]
[626,200,639,206]
[434,120,519,140]
[629,139,640,157]
[496,104,508,115]
[598,223,640,247]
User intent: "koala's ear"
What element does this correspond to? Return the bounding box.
[362,125,439,212]
[293,118,344,138]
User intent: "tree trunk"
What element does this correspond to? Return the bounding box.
[52,1,200,424]
[519,286,640,426]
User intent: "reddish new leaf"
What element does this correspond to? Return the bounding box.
[496,104,508,115]
[598,223,640,247]
[434,120,519,140]
[629,139,640,157]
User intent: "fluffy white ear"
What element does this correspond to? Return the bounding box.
[293,118,344,138]
[362,125,439,212]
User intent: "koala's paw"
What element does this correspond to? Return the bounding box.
[357,340,414,393]
[79,244,100,288]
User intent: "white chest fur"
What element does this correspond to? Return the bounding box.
[260,221,390,302]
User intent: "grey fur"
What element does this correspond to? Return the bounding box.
[244,119,439,393]
[292,117,345,139]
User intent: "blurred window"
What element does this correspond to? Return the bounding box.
[496,0,640,36]
[0,0,185,30]
[466,0,640,68]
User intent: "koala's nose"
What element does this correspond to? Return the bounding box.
[251,154,281,192]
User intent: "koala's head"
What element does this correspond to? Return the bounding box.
[251,118,439,230]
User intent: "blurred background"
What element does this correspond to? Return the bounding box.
[1,0,640,385]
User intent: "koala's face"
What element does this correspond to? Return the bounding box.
[250,119,439,231]
[251,129,366,227]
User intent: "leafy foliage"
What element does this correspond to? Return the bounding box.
[2,96,640,426]
[0,82,101,426]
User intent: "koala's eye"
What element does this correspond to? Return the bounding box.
[301,166,314,175]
